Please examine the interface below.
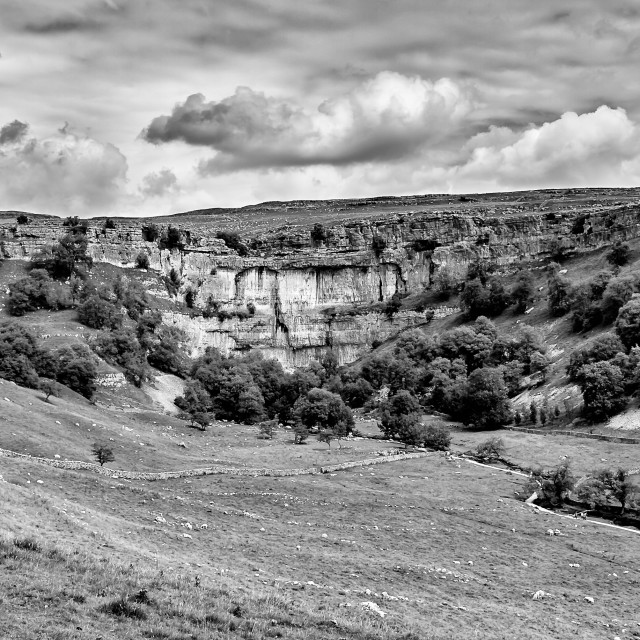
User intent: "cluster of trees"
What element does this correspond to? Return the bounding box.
[0,323,97,398]
[547,261,640,331]
[357,318,548,431]
[174,349,354,437]
[527,461,638,515]
[567,297,640,421]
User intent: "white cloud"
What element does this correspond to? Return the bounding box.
[0,123,128,215]
[142,72,475,172]
[452,106,640,190]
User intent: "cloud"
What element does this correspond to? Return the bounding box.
[142,72,475,172]
[452,106,640,190]
[139,168,178,197]
[0,120,28,145]
[0,122,127,215]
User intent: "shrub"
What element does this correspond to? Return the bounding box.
[372,235,387,256]
[161,225,183,250]
[293,424,309,444]
[379,390,422,439]
[474,437,506,462]
[310,223,329,244]
[547,266,571,316]
[141,224,160,242]
[247,301,256,315]
[13,537,41,552]
[135,252,150,269]
[16,214,30,225]
[103,218,116,230]
[31,231,92,279]
[217,231,247,256]
[601,275,636,323]
[100,596,147,620]
[258,420,277,439]
[94,329,149,387]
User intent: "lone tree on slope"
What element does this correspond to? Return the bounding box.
[92,443,115,467]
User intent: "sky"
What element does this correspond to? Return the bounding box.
[1,0,640,217]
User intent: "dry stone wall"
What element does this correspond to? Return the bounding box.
[0,446,430,480]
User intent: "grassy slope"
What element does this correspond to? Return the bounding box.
[1,379,640,639]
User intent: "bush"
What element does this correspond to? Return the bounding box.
[135,252,150,269]
[372,235,387,256]
[141,224,160,242]
[217,231,247,256]
[31,231,92,279]
[94,328,149,387]
[103,218,116,230]
[16,214,30,225]
[310,223,329,244]
[422,424,451,451]
[474,437,506,462]
[77,295,121,330]
[161,225,183,250]
[547,266,571,316]
[100,596,147,620]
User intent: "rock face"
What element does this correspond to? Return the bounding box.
[1,192,639,368]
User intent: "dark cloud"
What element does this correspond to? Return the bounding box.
[24,16,100,34]
[0,120,29,145]
[143,72,475,172]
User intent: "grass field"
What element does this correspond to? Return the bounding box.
[2,384,640,639]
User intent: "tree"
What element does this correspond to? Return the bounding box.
[293,388,354,437]
[601,275,636,323]
[592,468,638,515]
[578,361,627,422]
[606,242,631,268]
[93,329,148,387]
[474,437,506,462]
[31,231,92,279]
[318,429,336,448]
[379,391,422,439]
[92,443,115,467]
[293,424,309,444]
[39,379,58,402]
[547,266,571,316]
[16,214,30,224]
[615,297,640,350]
[78,295,122,329]
[528,462,575,507]
[567,333,625,382]
[175,380,213,430]
[55,345,97,399]
[258,420,277,439]
[511,270,535,313]
[529,402,538,424]
[432,265,456,300]
[462,367,511,430]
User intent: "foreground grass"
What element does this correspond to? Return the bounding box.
[2,441,640,639]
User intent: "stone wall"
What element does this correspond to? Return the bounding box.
[0,446,430,480]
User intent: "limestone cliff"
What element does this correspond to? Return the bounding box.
[1,190,639,368]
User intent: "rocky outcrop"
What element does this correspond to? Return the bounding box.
[1,194,639,368]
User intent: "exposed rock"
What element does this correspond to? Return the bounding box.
[3,192,640,367]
